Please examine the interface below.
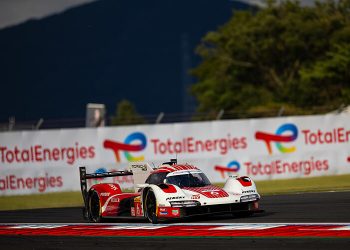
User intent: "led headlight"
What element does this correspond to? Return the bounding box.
[240,194,259,203]
[169,200,200,207]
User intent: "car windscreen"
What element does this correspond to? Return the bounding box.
[145,172,168,185]
[166,172,211,188]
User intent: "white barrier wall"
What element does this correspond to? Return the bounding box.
[1,114,350,195]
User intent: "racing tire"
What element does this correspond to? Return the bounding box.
[88,191,102,222]
[145,189,158,224]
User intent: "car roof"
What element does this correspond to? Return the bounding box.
[154,164,199,173]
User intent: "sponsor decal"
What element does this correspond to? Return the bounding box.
[255,123,298,155]
[130,163,148,171]
[136,203,142,216]
[0,143,95,165]
[191,194,200,200]
[302,127,350,145]
[172,209,179,216]
[103,132,147,162]
[159,208,168,215]
[242,190,255,193]
[214,160,240,179]
[213,156,330,178]
[150,135,247,155]
[245,157,329,176]
[110,197,120,203]
[100,192,110,197]
[0,173,63,192]
[166,196,185,201]
[108,184,118,191]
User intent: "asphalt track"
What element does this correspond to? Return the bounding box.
[1,191,350,249]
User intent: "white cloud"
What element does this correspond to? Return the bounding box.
[0,0,97,29]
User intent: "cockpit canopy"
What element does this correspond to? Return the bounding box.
[145,171,211,188]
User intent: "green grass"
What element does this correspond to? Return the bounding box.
[1,174,350,211]
[0,191,83,211]
[215,174,350,195]
[253,174,350,195]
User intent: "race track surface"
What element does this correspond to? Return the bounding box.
[1,191,350,223]
[1,191,350,249]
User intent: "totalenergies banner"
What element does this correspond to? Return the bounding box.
[1,114,350,195]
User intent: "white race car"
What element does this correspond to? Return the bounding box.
[79,159,261,223]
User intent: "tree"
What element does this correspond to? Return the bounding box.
[111,99,145,125]
[298,43,350,107]
[191,0,350,117]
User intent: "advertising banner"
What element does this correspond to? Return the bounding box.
[1,114,350,195]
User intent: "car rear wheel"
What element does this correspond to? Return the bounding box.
[89,191,102,222]
[145,189,158,224]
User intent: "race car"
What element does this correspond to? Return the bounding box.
[79,159,261,223]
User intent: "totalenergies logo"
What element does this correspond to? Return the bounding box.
[214,160,240,179]
[103,132,147,162]
[255,123,298,155]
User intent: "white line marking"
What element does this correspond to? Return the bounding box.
[329,225,350,231]
[9,225,65,229]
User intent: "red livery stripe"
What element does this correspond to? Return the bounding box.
[0,224,350,237]
[182,185,229,198]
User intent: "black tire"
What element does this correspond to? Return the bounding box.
[144,189,158,224]
[88,191,102,222]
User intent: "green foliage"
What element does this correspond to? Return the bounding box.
[111,99,145,126]
[191,0,350,116]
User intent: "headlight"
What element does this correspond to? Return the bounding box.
[169,200,200,207]
[240,194,259,202]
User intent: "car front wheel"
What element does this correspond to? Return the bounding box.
[145,189,158,224]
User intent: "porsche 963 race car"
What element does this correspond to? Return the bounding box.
[79,159,261,223]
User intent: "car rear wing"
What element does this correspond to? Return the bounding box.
[79,166,133,216]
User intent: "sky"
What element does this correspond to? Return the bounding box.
[0,0,97,29]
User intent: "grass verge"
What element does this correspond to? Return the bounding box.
[1,174,350,211]
[251,174,350,195]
